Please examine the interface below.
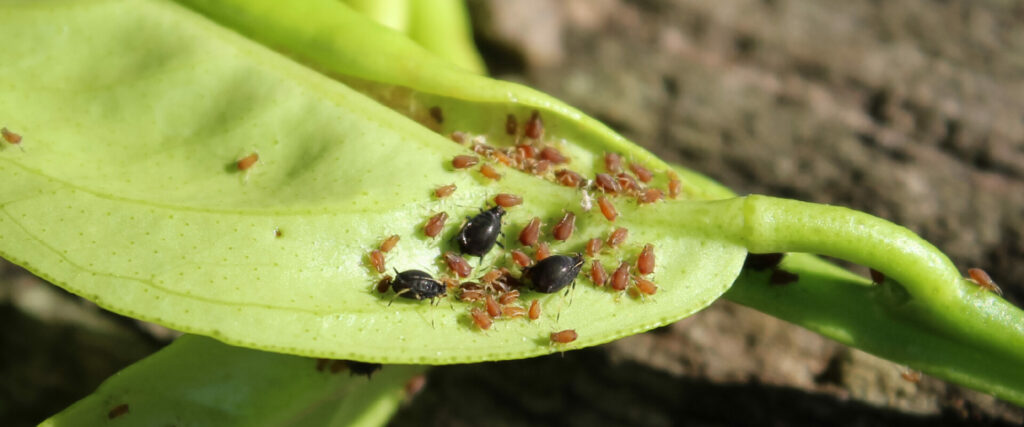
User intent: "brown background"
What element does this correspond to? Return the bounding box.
[2,0,1023,425]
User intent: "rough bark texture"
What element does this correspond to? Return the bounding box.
[2,0,1023,426]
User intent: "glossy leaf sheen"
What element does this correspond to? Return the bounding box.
[0,0,745,363]
[42,335,424,426]
[185,0,1024,404]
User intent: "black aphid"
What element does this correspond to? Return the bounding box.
[743,252,784,270]
[455,206,506,257]
[391,270,447,300]
[525,253,585,293]
[346,361,383,378]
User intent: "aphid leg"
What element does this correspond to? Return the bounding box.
[554,284,570,323]
[387,289,410,307]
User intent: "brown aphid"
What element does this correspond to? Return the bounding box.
[505,114,518,135]
[529,300,541,320]
[424,212,449,238]
[471,140,493,156]
[274,228,283,238]
[668,179,682,199]
[485,295,501,318]
[597,197,618,222]
[380,234,400,253]
[316,358,330,371]
[480,163,502,180]
[368,250,386,273]
[967,268,1003,296]
[770,269,799,286]
[499,290,520,305]
[535,242,551,261]
[550,329,578,344]
[635,277,657,295]
[491,268,519,293]
[492,150,514,167]
[607,227,629,247]
[555,169,584,187]
[452,155,479,169]
[552,212,576,241]
[471,307,493,330]
[519,217,542,246]
[900,369,922,383]
[450,131,468,144]
[638,188,664,204]
[595,173,621,194]
[540,147,567,164]
[586,238,603,257]
[481,269,503,284]
[604,152,623,173]
[870,268,885,284]
[590,260,607,286]
[517,144,537,159]
[460,282,484,302]
[108,403,130,419]
[502,305,527,318]
[429,106,444,124]
[376,275,393,293]
[1,127,22,145]
[525,110,544,139]
[637,244,655,275]
[531,159,552,175]
[495,193,523,207]
[511,249,532,268]
[237,152,259,171]
[616,173,640,193]
[611,262,631,291]
[440,277,460,290]
[405,374,428,400]
[499,305,524,317]
[434,184,457,199]
[629,163,654,182]
[444,251,472,278]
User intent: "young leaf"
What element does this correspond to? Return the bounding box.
[173,0,1024,377]
[42,335,425,426]
[176,0,1024,406]
[0,0,744,363]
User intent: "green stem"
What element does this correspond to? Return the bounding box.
[650,195,1024,404]
[737,195,1024,363]
[725,253,1024,406]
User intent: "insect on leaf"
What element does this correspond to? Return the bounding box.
[0,0,745,363]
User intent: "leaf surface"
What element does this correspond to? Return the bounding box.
[0,0,746,363]
[42,335,424,426]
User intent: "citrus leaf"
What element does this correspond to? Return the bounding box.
[0,0,746,363]
[42,335,425,427]
[170,0,1024,406]
[169,0,1024,370]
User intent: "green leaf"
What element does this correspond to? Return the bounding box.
[4,2,1024,409]
[343,0,486,74]
[42,335,425,426]
[169,0,1024,405]
[0,0,744,363]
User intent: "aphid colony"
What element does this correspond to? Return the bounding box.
[364,109,675,345]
